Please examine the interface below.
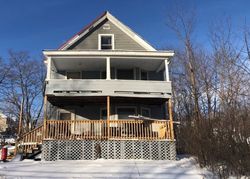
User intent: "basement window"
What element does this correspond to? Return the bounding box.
[99,34,114,50]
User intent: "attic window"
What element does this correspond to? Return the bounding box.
[99,34,114,50]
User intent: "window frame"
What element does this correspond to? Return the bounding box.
[98,34,114,50]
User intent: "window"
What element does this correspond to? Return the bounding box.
[82,71,101,79]
[141,107,151,118]
[59,112,71,120]
[99,34,114,50]
[67,72,81,79]
[116,107,137,119]
[100,108,107,120]
[117,69,134,80]
[100,71,106,79]
[141,71,148,80]
[58,109,75,120]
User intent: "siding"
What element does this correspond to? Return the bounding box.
[69,19,146,51]
[46,79,172,99]
[47,103,165,120]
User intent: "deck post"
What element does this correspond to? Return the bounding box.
[43,95,47,139]
[168,98,174,140]
[107,96,110,139]
[106,57,111,80]
[46,57,51,80]
[164,58,170,82]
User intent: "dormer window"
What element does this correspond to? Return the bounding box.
[98,34,114,50]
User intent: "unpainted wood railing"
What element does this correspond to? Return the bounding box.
[19,125,44,153]
[44,120,172,140]
[44,120,107,140]
[109,120,171,140]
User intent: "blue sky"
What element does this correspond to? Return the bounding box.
[0,0,250,60]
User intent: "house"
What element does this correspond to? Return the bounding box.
[19,11,176,161]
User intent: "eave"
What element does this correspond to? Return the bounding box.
[43,50,174,59]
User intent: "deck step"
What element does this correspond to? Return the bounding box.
[27,149,33,154]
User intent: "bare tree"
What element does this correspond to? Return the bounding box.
[166,5,201,121]
[0,57,10,88]
[0,51,45,134]
[167,4,250,177]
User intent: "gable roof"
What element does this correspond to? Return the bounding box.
[58,11,156,51]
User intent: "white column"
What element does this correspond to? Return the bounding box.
[106,57,111,80]
[164,59,170,81]
[46,57,51,80]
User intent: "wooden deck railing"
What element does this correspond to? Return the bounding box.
[109,120,171,140]
[19,125,44,153]
[44,120,108,140]
[44,120,172,140]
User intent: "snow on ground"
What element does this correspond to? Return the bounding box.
[0,157,214,179]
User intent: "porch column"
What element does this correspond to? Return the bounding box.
[168,99,174,140]
[106,57,111,80]
[164,58,170,82]
[107,96,110,139]
[43,95,48,139]
[46,57,51,80]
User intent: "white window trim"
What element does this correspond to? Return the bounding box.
[98,34,115,50]
[115,106,137,120]
[141,107,151,118]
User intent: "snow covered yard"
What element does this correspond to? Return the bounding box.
[0,157,213,179]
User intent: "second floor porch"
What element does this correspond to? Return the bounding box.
[44,50,173,98]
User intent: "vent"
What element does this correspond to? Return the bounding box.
[103,24,110,30]
[53,90,102,94]
[114,91,164,95]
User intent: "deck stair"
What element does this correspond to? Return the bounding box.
[17,125,44,159]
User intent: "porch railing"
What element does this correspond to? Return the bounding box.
[18,125,44,153]
[44,120,172,140]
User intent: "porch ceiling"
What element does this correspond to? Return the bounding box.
[52,57,164,71]
[111,58,163,71]
[53,58,106,71]
[48,96,167,106]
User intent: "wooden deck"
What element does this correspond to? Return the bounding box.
[44,119,173,140]
[18,97,174,156]
[19,119,173,154]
